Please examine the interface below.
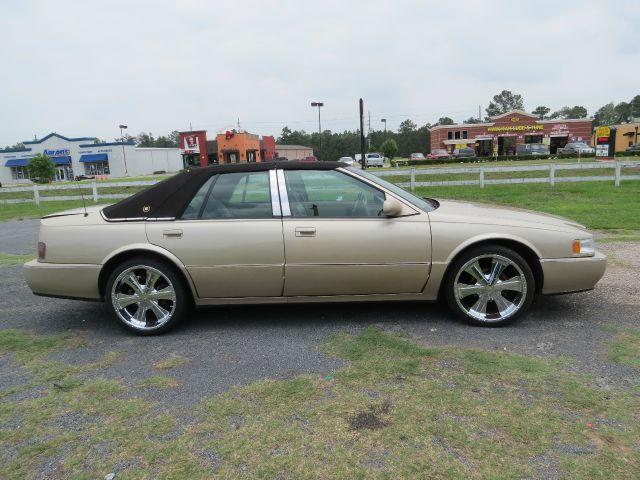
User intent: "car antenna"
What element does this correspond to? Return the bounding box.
[75,177,89,217]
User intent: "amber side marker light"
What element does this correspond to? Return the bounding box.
[37,242,46,261]
[572,240,581,256]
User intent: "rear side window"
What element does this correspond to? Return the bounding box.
[201,172,272,219]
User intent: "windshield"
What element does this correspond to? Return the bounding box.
[530,144,547,151]
[346,167,435,212]
[433,149,447,154]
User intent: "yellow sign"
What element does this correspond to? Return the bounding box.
[511,116,520,122]
[596,126,611,139]
[487,125,544,132]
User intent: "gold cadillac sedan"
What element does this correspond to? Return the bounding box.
[24,162,606,335]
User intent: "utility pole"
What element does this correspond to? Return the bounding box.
[311,102,324,160]
[119,124,128,175]
[359,99,366,169]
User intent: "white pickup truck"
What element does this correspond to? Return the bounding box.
[364,152,385,167]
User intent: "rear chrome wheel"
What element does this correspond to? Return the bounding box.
[106,258,188,335]
[445,246,535,326]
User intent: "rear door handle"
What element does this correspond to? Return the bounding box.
[295,227,316,237]
[163,229,183,239]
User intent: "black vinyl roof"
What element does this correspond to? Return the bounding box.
[102,161,344,221]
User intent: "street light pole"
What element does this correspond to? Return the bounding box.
[381,118,387,133]
[311,102,324,160]
[119,124,128,175]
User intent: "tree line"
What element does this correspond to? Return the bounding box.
[277,122,431,161]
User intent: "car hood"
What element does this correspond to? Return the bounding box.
[429,199,586,232]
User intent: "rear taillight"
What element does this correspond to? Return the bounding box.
[37,242,46,261]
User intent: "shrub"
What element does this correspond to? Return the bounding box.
[26,154,56,184]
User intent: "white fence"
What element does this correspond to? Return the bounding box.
[1,162,639,206]
[0,180,157,205]
[371,161,640,190]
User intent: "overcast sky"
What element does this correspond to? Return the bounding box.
[1,0,638,146]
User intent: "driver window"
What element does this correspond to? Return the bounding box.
[284,170,385,218]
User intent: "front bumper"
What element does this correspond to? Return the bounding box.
[540,251,607,294]
[23,260,102,300]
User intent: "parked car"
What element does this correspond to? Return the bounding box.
[451,147,475,158]
[301,156,317,162]
[365,152,385,167]
[338,156,359,168]
[427,149,451,160]
[516,144,550,156]
[24,161,606,335]
[410,153,426,161]
[74,174,96,181]
[625,143,640,152]
[274,156,289,162]
[557,142,595,155]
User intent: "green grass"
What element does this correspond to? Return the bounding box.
[2,327,639,479]
[0,252,34,266]
[135,374,181,389]
[0,200,112,222]
[154,355,189,370]
[418,180,640,230]
[606,328,640,368]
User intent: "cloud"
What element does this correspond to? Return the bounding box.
[0,0,638,146]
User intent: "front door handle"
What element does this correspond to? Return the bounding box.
[163,229,183,239]
[295,227,316,237]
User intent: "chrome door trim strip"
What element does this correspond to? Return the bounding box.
[268,169,282,217]
[276,169,291,217]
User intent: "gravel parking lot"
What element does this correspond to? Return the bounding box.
[1,220,638,406]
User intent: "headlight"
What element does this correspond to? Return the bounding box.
[572,238,595,257]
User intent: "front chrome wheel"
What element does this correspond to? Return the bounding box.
[111,265,177,331]
[445,247,535,326]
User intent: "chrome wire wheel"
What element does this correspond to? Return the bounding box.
[110,265,177,331]
[453,254,528,323]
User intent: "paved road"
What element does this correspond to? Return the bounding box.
[0,219,638,408]
[0,218,40,255]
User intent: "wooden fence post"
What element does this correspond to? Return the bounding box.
[614,161,621,187]
[92,182,98,202]
[479,166,485,189]
[410,168,416,191]
[33,184,40,206]
[550,162,556,187]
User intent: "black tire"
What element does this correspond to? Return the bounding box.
[105,257,189,335]
[443,245,535,327]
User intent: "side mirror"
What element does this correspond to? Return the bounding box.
[382,197,403,217]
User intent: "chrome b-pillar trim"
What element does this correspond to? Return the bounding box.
[268,170,282,217]
[275,170,291,217]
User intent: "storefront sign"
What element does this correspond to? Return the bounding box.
[487,125,543,132]
[179,131,208,167]
[596,145,609,157]
[181,134,200,154]
[43,149,70,156]
[596,126,611,142]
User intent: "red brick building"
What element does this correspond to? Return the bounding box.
[430,110,593,156]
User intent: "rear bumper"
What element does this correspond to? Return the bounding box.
[540,251,607,294]
[23,260,102,300]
